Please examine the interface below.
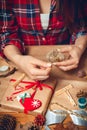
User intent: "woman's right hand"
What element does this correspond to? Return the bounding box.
[4,45,52,81]
[15,55,52,81]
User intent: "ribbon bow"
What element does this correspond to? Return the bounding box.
[7,79,54,101]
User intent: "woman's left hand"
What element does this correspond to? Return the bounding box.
[53,45,84,71]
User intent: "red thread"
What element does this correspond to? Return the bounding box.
[10,79,54,95]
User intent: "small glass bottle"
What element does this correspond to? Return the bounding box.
[78,97,87,109]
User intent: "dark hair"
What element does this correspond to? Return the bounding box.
[57,0,84,33]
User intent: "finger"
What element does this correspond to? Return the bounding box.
[29,67,51,76]
[59,64,78,71]
[53,59,77,66]
[32,58,52,68]
[35,75,49,81]
[30,75,49,81]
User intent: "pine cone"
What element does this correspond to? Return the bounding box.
[0,114,17,130]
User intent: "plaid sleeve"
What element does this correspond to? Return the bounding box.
[0,1,25,56]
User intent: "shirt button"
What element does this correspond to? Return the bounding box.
[42,37,46,41]
[48,27,51,30]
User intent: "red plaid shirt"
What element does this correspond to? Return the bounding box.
[0,0,87,55]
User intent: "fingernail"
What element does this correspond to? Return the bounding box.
[52,63,57,65]
[47,63,52,67]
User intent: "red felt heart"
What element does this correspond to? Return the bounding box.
[20,97,42,113]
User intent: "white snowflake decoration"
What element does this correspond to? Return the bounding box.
[31,99,40,108]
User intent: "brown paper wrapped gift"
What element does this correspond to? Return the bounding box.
[0,72,57,115]
[0,78,10,103]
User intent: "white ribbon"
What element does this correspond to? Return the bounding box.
[45,109,87,130]
[70,110,87,126]
[45,110,68,130]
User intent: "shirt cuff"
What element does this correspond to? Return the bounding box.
[0,40,25,57]
[76,31,87,38]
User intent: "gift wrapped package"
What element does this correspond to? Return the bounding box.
[0,78,10,104]
[0,72,57,115]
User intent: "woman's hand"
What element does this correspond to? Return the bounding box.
[4,45,52,81]
[53,45,84,71]
[16,55,52,81]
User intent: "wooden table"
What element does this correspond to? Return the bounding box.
[0,45,87,130]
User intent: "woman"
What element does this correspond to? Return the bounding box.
[0,0,87,80]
